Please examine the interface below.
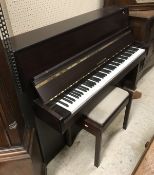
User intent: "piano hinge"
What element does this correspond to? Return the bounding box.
[8,121,18,130]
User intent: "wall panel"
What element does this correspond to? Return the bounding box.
[3,0,103,36]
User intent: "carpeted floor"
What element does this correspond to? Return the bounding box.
[47,67,154,175]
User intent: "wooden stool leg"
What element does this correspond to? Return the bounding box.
[123,95,133,130]
[94,132,102,167]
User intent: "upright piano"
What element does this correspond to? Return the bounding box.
[10,6,145,162]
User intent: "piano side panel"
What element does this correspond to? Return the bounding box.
[35,117,65,163]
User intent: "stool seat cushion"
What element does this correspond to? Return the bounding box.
[83,87,129,125]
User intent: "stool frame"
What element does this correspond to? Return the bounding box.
[80,89,133,167]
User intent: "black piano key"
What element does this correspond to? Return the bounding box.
[98,71,107,76]
[126,50,135,54]
[77,86,88,92]
[69,93,79,98]
[119,56,128,60]
[69,92,79,99]
[58,100,69,107]
[123,52,132,57]
[87,80,96,86]
[83,80,96,87]
[73,90,82,96]
[119,54,127,58]
[74,89,84,95]
[130,47,139,52]
[88,80,96,85]
[111,61,120,66]
[82,82,92,88]
[65,95,76,102]
[63,97,73,104]
[70,91,80,98]
[95,72,106,78]
[114,58,124,63]
[77,86,87,92]
[82,83,92,88]
[109,63,118,67]
[101,68,111,74]
[122,55,129,60]
[104,64,116,70]
[90,76,101,82]
[111,60,121,65]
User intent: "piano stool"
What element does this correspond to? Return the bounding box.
[80,87,133,167]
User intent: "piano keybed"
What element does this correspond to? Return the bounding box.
[55,45,145,114]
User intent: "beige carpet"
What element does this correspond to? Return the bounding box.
[47,67,154,175]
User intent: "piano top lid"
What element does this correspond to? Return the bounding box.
[10,6,128,52]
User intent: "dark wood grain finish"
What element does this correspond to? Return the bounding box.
[129,12,154,44]
[0,111,10,147]
[129,11,154,75]
[104,0,154,11]
[0,39,24,146]
[0,129,45,175]
[0,159,34,175]
[0,38,44,174]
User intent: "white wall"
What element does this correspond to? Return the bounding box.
[0,0,13,36]
[2,0,103,36]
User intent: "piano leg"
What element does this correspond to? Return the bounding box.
[65,121,82,146]
[122,63,141,90]
[65,128,73,146]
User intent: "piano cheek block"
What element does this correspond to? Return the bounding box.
[33,101,71,133]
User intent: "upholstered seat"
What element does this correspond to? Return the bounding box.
[80,87,133,167]
[83,87,129,125]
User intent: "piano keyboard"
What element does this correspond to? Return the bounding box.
[56,46,145,114]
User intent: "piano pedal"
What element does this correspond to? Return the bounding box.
[132,90,142,99]
[123,87,142,99]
